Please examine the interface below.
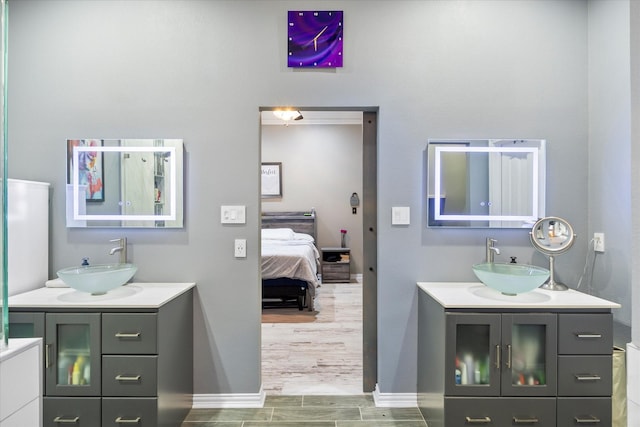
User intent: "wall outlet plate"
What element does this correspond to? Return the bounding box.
[594,232,605,252]
[234,239,247,258]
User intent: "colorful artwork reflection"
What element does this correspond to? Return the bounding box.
[67,139,104,202]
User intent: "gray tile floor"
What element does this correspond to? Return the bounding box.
[181,395,428,426]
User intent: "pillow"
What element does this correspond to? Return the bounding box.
[294,232,314,242]
[261,228,295,240]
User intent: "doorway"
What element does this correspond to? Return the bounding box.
[259,107,378,393]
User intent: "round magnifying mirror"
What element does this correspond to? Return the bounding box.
[529,216,576,291]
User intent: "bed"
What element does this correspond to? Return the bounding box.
[261,211,319,311]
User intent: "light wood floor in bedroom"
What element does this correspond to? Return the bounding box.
[261,281,363,395]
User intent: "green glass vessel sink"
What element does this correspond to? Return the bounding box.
[57,263,137,295]
[472,263,550,295]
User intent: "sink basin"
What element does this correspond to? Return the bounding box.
[57,263,137,295]
[472,263,550,295]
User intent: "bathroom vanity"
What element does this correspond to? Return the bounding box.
[8,282,194,427]
[417,282,620,427]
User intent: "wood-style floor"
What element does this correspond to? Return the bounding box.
[261,281,363,395]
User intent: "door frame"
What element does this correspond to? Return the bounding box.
[259,106,378,392]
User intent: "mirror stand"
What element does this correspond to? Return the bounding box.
[539,255,568,291]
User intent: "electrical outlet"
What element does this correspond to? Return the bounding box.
[234,239,247,258]
[594,233,605,252]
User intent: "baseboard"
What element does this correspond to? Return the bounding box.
[372,384,417,407]
[192,386,266,408]
[627,342,640,405]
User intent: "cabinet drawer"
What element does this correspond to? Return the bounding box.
[102,397,158,427]
[102,313,157,354]
[444,397,556,426]
[557,355,611,396]
[557,397,611,427]
[102,355,158,396]
[558,313,612,354]
[43,397,100,427]
[322,263,349,274]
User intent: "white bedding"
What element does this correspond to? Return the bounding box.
[261,229,320,302]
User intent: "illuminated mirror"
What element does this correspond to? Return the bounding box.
[66,139,184,228]
[427,139,545,228]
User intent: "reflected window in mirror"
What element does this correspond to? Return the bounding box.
[66,139,184,228]
[427,139,545,229]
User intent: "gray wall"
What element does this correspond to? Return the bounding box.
[7,0,630,395]
[587,1,632,327]
[262,123,364,274]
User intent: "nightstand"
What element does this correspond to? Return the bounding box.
[320,247,351,283]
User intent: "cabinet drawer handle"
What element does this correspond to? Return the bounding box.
[576,333,602,339]
[506,344,512,369]
[115,416,141,424]
[465,416,492,424]
[53,416,80,424]
[575,374,601,381]
[495,345,501,368]
[115,374,141,381]
[574,415,601,424]
[513,416,539,424]
[115,332,141,338]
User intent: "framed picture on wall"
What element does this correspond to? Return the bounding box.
[261,162,282,198]
[67,139,105,202]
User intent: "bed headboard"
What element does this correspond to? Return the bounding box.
[261,210,317,241]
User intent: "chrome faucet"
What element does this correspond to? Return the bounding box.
[109,238,127,264]
[486,238,500,263]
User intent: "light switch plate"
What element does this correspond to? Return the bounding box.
[221,205,246,224]
[392,207,410,225]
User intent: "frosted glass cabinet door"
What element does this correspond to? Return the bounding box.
[45,313,101,396]
[445,313,502,396]
[501,313,557,397]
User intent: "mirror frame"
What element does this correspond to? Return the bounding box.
[529,216,576,255]
[67,140,184,228]
[428,139,546,228]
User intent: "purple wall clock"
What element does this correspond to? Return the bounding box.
[288,11,343,68]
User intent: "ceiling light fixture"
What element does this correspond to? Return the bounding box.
[273,109,303,121]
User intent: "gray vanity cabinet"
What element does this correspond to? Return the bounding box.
[418,285,614,427]
[8,287,193,427]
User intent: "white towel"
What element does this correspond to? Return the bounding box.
[45,278,69,288]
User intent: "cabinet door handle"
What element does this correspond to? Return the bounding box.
[513,416,539,424]
[465,416,492,424]
[576,333,602,339]
[495,345,501,368]
[115,374,141,381]
[45,344,52,368]
[115,416,141,424]
[115,332,141,338]
[506,344,512,369]
[575,374,601,381]
[574,415,601,424]
[53,416,80,424]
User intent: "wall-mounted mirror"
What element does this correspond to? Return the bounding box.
[66,139,184,228]
[427,139,545,228]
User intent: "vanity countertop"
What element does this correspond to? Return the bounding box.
[8,282,195,309]
[417,281,620,310]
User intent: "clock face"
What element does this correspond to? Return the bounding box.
[288,11,343,68]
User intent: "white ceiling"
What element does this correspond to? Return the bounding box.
[261,110,363,126]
